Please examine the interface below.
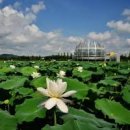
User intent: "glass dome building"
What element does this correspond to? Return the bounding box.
[74,40,105,60]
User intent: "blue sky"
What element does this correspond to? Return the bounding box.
[37,0,130,36]
[0,0,130,55]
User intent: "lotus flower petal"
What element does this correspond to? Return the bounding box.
[37,87,49,96]
[62,98,73,104]
[56,79,67,95]
[48,80,59,97]
[44,98,57,110]
[46,78,58,97]
[46,77,50,89]
[57,70,65,78]
[61,90,76,97]
[31,72,41,78]
[57,99,68,113]
[37,78,76,113]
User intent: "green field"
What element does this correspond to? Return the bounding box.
[0,60,130,130]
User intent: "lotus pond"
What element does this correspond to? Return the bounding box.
[0,60,130,130]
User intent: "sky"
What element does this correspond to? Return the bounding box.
[0,0,130,56]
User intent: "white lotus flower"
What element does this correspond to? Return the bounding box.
[31,61,35,64]
[31,72,41,78]
[103,63,107,67]
[34,65,39,69]
[37,78,76,113]
[57,70,65,78]
[51,59,56,62]
[10,65,15,69]
[77,66,83,72]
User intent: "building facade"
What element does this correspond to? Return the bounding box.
[74,40,105,60]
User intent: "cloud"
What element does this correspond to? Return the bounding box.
[102,8,130,54]
[122,9,130,20]
[126,38,130,44]
[1,1,130,56]
[31,1,46,14]
[87,31,111,41]
[107,20,130,33]
[87,8,130,54]
[0,4,44,55]
[13,2,21,10]
[0,0,4,4]
[87,30,130,54]
[122,9,130,16]
[67,36,83,43]
[0,3,81,56]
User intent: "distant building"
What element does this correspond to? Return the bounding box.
[105,51,116,60]
[74,40,105,60]
[116,53,120,62]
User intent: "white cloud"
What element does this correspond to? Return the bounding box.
[107,20,130,33]
[102,36,127,54]
[1,2,130,56]
[126,38,130,44]
[102,8,130,54]
[42,44,54,51]
[86,30,130,54]
[122,9,130,16]
[0,0,4,4]
[2,6,18,17]
[0,3,81,56]
[31,1,46,14]
[46,32,61,39]
[67,36,83,43]
[122,9,130,21]
[86,8,130,54]
[87,31,111,41]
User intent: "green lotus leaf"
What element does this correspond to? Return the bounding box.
[0,67,13,73]
[64,78,90,99]
[0,72,6,76]
[0,110,17,130]
[42,119,118,130]
[121,86,130,104]
[30,76,46,88]
[43,107,118,130]
[14,87,34,96]
[0,77,27,90]
[106,75,127,85]
[95,98,130,124]
[42,120,75,130]
[72,69,92,82]
[118,69,130,75]
[63,107,117,129]
[98,79,120,87]
[15,97,46,123]
[88,83,107,95]
[20,67,37,76]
